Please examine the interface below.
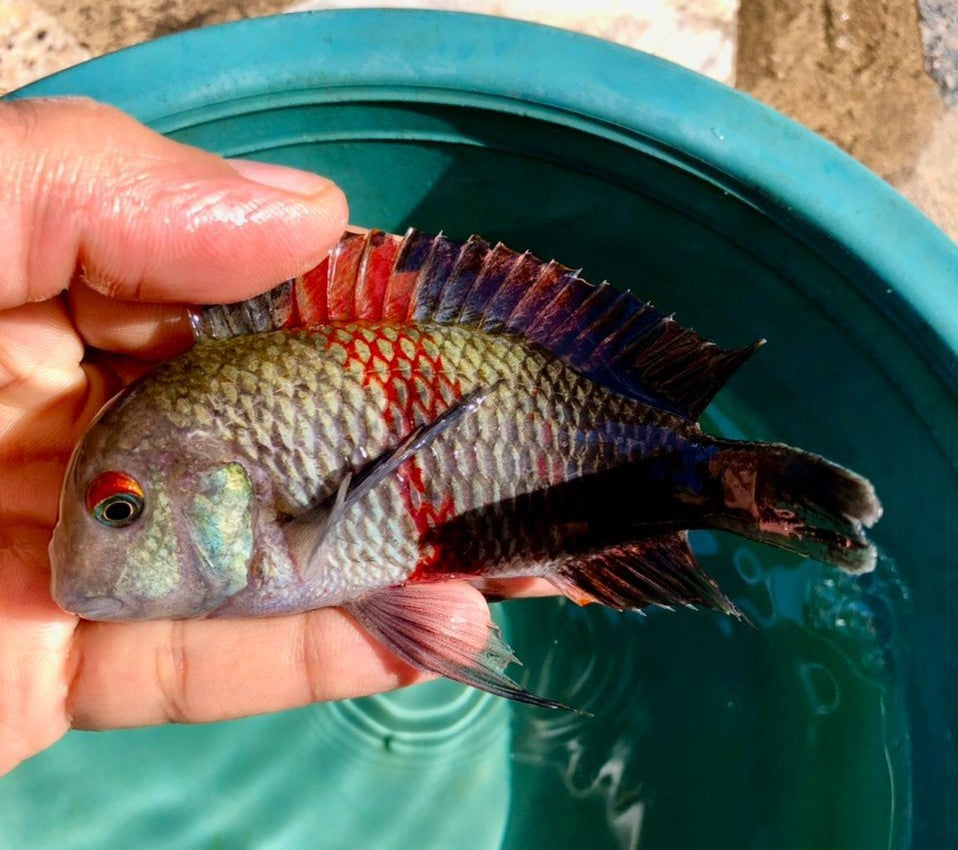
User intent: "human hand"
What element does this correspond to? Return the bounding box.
[0,98,550,777]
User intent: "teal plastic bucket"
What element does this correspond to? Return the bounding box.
[3,11,956,849]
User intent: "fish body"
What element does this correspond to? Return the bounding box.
[50,228,882,708]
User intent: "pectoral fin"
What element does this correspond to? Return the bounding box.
[345,583,585,713]
[185,462,255,602]
[287,384,499,573]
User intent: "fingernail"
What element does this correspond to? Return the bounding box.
[229,158,336,197]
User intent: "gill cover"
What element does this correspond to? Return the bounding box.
[185,462,255,603]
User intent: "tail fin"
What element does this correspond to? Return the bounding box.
[706,442,882,574]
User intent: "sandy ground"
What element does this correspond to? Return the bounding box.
[918,0,958,104]
[1,0,956,241]
[735,0,957,239]
[0,0,90,86]
[737,0,942,181]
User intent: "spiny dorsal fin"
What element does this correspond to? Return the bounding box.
[192,227,761,420]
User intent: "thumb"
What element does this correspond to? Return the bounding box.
[0,98,348,309]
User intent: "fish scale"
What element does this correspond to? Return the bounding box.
[310,327,682,592]
[124,320,674,601]
[51,227,882,710]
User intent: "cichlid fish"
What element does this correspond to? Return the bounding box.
[50,227,882,709]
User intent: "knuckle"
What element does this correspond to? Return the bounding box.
[0,99,45,148]
[155,620,191,724]
[297,613,330,704]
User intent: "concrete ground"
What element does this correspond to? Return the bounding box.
[0,0,955,241]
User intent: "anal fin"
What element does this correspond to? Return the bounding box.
[551,533,742,618]
[345,583,585,714]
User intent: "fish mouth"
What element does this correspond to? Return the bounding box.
[56,593,126,621]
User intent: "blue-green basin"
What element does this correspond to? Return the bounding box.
[3,11,956,850]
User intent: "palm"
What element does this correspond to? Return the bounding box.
[0,295,105,774]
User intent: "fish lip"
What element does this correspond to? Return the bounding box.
[58,594,126,621]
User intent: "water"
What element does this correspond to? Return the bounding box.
[500,546,910,850]
[0,405,910,850]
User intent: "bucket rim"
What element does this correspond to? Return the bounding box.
[6,8,956,381]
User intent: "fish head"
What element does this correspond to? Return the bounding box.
[49,392,257,621]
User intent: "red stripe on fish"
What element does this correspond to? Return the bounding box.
[327,232,366,320]
[328,325,464,580]
[383,229,434,321]
[293,257,330,324]
[382,267,420,322]
[356,231,401,319]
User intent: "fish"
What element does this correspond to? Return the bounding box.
[49,227,882,710]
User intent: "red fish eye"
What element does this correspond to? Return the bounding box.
[86,471,145,528]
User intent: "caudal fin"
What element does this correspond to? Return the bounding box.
[706,442,882,574]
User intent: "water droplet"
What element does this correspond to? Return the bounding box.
[710,127,726,141]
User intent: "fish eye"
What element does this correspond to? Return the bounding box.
[95,494,143,527]
[86,471,145,529]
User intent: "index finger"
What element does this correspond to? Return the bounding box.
[0,99,347,309]
[67,282,194,361]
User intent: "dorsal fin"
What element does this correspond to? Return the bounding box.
[192,227,761,420]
